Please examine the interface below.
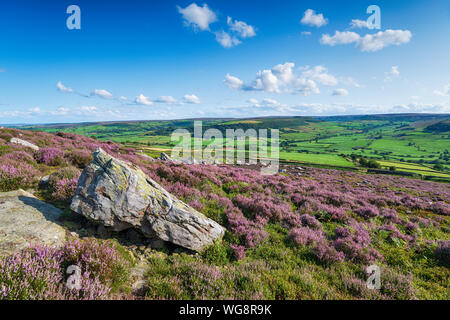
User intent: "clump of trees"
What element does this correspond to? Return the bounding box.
[358,157,381,169]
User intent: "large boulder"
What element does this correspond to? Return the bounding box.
[70,148,225,252]
[10,137,39,151]
[0,189,66,257]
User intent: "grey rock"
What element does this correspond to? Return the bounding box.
[160,152,172,162]
[70,148,225,252]
[0,189,66,257]
[38,175,50,189]
[10,137,39,151]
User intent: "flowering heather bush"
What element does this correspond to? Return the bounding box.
[62,238,132,292]
[35,147,64,166]
[289,227,324,246]
[51,178,78,202]
[67,149,93,168]
[0,162,38,191]
[0,239,131,300]
[435,240,450,267]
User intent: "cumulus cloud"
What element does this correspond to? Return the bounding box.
[332,88,349,96]
[135,94,153,106]
[155,96,177,104]
[177,3,217,31]
[52,107,69,115]
[433,84,450,96]
[56,81,74,93]
[224,62,339,96]
[384,66,400,82]
[320,29,412,52]
[320,31,360,46]
[294,78,320,96]
[340,77,362,88]
[224,73,244,90]
[80,106,98,113]
[248,98,284,108]
[301,65,338,86]
[227,16,256,38]
[350,19,369,29]
[358,30,412,52]
[301,9,328,27]
[91,89,113,99]
[183,94,201,104]
[215,31,241,48]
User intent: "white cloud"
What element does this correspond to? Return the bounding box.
[52,107,69,115]
[227,17,256,38]
[301,9,328,27]
[320,31,360,46]
[80,106,98,113]
[224,74,244,90]
[350,19,369,29]
[119,96,128,101]
[301,65,338,86]
[294,78,320,96]
[340,77,362,88]
[135,94,153,106]
[56,81,73,93]
[224,62,340,96]
[390,66,400,76]
[177,3,217,31]
[384,66,400,82]
[433,84,450,96]
[155,96,177,104]
[332,88,349,96]
[183,94,201,104]
[321,29,412,52]
[91,89,113,99]
[215,31,241,48]
[358,29,412,52]
[301,31,312,36]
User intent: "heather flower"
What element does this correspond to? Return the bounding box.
[230,244,246,260]
[355,204,379,219]
[435,240,450,266]
[51,178,78,202]
[299,214,322,229]
[35,147,64,166]
[289,227,324,246]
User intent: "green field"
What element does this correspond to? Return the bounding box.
[18,113,450,179]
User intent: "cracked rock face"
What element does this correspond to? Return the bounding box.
[70,148,225,252]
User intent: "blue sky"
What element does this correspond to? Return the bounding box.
[0,0,449,124]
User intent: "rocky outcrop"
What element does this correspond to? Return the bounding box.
[160,152,173,162]
[10,137,39,151]
[0,189,66,257]
[70,148,225,252]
